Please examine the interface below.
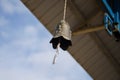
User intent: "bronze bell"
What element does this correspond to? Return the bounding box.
[50,20,72,50]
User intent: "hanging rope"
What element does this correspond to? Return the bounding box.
[52,43,60,64]
[63,0,67,20]
[52,0,68,64]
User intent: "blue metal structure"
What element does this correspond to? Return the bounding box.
[102,0,120,41]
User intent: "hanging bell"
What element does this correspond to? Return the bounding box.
[50,20,72,50]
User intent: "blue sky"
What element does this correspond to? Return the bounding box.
[0,0,93,80]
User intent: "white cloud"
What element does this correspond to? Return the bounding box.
[52,76,67,80]
[0,68,50,80]
[0,0,27,14]
[27,52,51,65]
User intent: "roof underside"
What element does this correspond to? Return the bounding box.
[21,0,120,80]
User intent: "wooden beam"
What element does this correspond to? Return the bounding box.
[73,25,105,36]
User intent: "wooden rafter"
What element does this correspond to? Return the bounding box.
[73,25,105,36]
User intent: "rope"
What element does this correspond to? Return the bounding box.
[52,43,60,64]
[63,0,67,20]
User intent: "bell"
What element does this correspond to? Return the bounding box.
[50,20,72,50]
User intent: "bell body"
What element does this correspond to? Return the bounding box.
[54,20,71,40]
[50,20,72,50]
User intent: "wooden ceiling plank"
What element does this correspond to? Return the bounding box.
[68,0,86,22]
[68,1,103,32]
[21,0,29,4]
[90,32,120,75]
